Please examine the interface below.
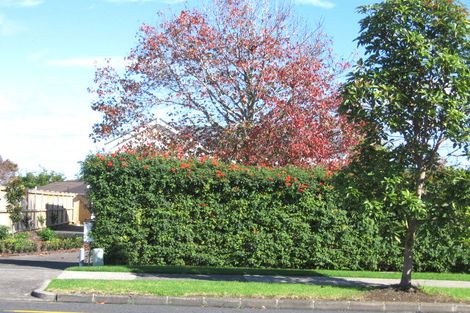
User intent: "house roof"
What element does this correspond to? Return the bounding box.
[106,118,177,151]
[35,181,87,195]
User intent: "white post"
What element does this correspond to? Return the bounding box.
[79,247,85,266]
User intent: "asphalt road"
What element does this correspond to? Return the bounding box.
[0,251,78,300]
[0,299,354,313]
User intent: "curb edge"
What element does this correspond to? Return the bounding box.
[31,280,57,302]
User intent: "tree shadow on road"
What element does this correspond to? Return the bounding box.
[0,254,77,270]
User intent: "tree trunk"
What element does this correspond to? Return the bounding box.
[399,218,416,289]
[399,169,426,290]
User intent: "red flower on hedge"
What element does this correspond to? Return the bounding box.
[199,155,209,163]
[216,170,226,178]
[96,153,106,161]
[143,165,150,170]
[229,163,241,171]
[298,184,309,193]
[170,167,177,173]
[107,161,113,167]
[285,175,292,186]
[180,163,190,169]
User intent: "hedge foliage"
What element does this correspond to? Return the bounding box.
[84,153,360,268]
[333,146,469,273]
[83,152,469,272]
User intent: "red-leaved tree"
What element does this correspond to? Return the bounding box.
[90,0,361,169]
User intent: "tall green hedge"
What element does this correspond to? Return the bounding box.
[83,153,469,271]
[334,147,469,273]
[83,153,361,268]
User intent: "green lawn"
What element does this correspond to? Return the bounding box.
[66,265,470,281]
[46,279,470,302]
[422,287,470,302]
[47,279,367,300]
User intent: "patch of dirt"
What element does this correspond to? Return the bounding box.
[363,285,467,304]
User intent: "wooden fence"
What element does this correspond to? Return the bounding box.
[0,187,80,232]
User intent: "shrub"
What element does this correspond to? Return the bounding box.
[0,237,37,254]
[0,225,10,240]
[41,237,82,251]
[83,152,354,268]
[334,154,470,273]
[37,228,57,241]
[37,215,46,227]
[14,232,30,240]
[83,152,469,272]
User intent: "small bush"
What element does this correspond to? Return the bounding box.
[104,243,130,265]
[37,228,57,241]
[42,237,82,251]
[0,237,37,254]
[14,232,30,240]
[0,225,10,240]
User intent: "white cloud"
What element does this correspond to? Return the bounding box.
[0,0,43,7]
[294,0,335,9]
[0,92,102,179]
[0,13,23,36]
[46,56,129,70]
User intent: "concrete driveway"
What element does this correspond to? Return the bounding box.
[0,251,78,301]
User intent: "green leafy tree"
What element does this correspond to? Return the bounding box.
[20,169,65,189]
[5,178,26,231]
[342,0,469,289]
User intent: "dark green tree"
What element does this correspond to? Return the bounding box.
[20,169,65,189]
[5,178,26,231]
[342,0,469,288]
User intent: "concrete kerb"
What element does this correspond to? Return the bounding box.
[30,280,57,302]
[31,286,470,312]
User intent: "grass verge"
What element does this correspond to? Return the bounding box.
[422,287,470,302]
[46,279,367,300]
[66,265,470,282]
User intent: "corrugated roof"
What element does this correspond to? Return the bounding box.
[36,181,87,195]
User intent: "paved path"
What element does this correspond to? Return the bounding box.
[57,271,470,288]
[0,251,78,300]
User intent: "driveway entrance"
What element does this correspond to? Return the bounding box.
[0,251,78,301]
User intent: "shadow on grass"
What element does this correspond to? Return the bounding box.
[71,265,389,288]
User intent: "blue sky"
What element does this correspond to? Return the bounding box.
[0,0,467,179]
